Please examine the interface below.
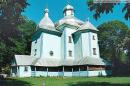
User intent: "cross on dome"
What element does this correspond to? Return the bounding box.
[67,0,71,5]
[44,8,49,17]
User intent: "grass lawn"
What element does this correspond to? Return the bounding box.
[1,77,130,86]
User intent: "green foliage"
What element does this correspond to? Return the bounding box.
[0,0,29,25]
[87,1,130,20]
[0,43,6,66]
[17,16,36,54]
[0,0,36,73]
[98,20,130,75]
[0,17,36,73]
[0,0,29,44]
[119,51,128,64]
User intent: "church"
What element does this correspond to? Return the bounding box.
[11,4,111,77]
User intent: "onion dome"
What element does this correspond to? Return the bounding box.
[56,4,84,27]
[38,8,55,29]
[63,4,74,16]
[79,20,98,31]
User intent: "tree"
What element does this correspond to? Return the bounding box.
[87,0,130,20]
[0,16,36,74]
[16,16,36,54]
[98,20,129,75]
[0,0,29,73]
[124,29,130,71]
[0,0,29,44]
[0,0,31,73]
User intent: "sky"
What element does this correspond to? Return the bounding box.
[23,0,130,28]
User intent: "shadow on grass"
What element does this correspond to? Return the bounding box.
[68,81,130,86]
[0,78,32,86]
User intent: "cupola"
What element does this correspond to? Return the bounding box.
[63,4,74,16]
[38,8,55,29]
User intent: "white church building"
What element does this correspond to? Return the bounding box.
[11,4,111,77]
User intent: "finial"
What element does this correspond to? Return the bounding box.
[44,7,49,17]
[44,8,49,13]
[45,3,48,9]
[45,3,49,12]
[67,0,70,5]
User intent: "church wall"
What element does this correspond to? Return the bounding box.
[79,71,88,76]
[89,32,100,58]
[81,32,91,58]
[63,27,75,59]
[61,29,66,59]
[64,72,73,76]
[19,66,31,77]
[48,72,59,76]
[32,70,110,77]
[74,32,83,60]
[81,32,100,58]
[34,71,47,77]
[31,33,43,58]
[41,32,61,59]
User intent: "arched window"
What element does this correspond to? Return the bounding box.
[50,51,54,56]
[93,48,97,55]
[68,36,72,43]
[35,40,37,44]
[34,49,37,56]
[68,50,72,57]
[93,35,95,40]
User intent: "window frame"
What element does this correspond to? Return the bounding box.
[68,50,72,57]
[49,51,54,56]
[93,35,95,40]
[35,39,37,44]
[34,49,37,56]
[93,48,97,55]
[68,36,72,43]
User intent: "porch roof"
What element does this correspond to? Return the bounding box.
[13,55,111,66]
[14,55,36,66]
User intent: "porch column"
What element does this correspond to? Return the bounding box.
[63,66,64,77]
[47,67,48,77]
[10,67,12,76]
[72,67,73,77]
[100,66,102,76]
[58,67,59,77]
[34,66,36,77]
[79,66,80,76]
[87,66,89,77]
[17,66,19,77]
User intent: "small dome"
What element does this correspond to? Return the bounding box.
[63,4,75,16]
[38,8,55,29]
[44,8,49,13]
[56,4,84,27]
[79,21,98,31]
